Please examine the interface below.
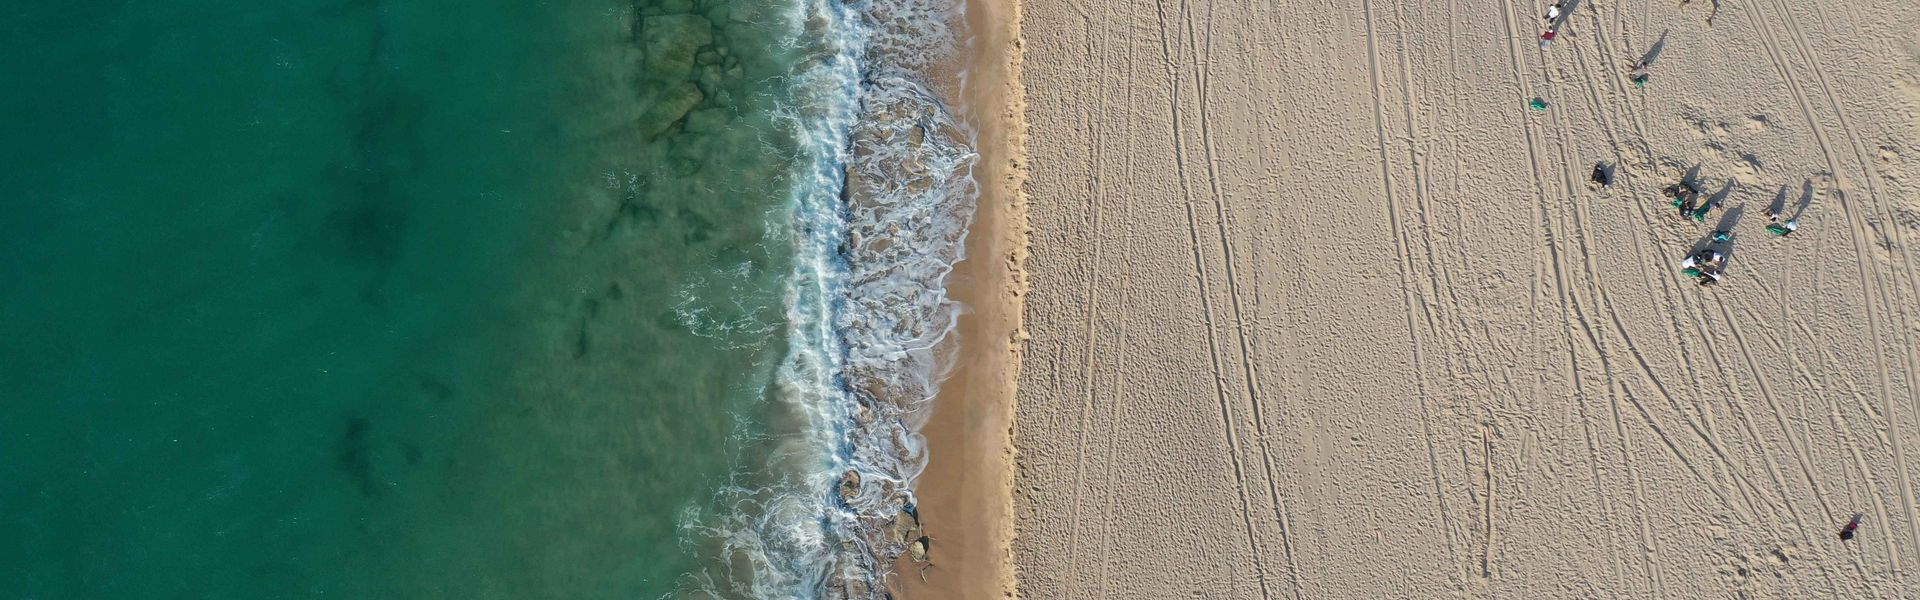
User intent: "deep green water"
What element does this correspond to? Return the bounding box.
[0,0,812,597]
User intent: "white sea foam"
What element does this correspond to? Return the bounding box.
[670,0,975,594]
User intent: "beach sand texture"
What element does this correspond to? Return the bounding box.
[1011,0,1920,596]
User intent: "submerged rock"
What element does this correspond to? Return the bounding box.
[682,107,730,134]
[851,401,876,426]
[665,133,711,175]
[887,508,921,544]
[837,468,862,503]
[908,535,930,563]
[695,65,725,99]
[640,82,704,137]
[641,14,713,80]
[825,574,872,600]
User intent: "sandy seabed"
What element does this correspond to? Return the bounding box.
[999,0,1920,596]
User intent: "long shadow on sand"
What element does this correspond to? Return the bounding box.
[1640,30,1669,67]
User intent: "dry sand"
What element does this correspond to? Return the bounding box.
[1008,0,1920,596]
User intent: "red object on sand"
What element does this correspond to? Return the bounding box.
[1542,30,1557,41]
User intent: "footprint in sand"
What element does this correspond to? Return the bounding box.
[1732,153,1766,183]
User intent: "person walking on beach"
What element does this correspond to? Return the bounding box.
[1546,1,1563,22]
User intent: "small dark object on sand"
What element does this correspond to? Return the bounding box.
[1591,163,1613,187]
[1841,513,1863,540]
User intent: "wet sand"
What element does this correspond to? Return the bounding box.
[893,0,1027,595]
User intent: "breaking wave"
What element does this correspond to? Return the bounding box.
[670,0,976,595]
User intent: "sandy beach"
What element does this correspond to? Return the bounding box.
[998,0,1920,596]
[893,0,1026,596]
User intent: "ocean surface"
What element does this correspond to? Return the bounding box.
[0,0,974,597]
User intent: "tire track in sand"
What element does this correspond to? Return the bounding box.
[1088,15,1136,597]
[1538,44,1795,529]
[1091,123,1137,598]
[1739,0,1920,572]
[1569,8,1845,559]
[1547,20,1821,585]
[1550,10,1696,590]
[1548,0,1780,533]
[1089,28,1142,598]
[1494,0,1664,590]
[1567,14,1720,416]
[1180,0,1305,594]
[1367,0,1473,588]
[1765,0,1920,568]
[1151,0,1283,597]
[1058,17,1112,586]
[1566,13,1818,542]
[1706,300,1850,590]
[1525,5,1815,589]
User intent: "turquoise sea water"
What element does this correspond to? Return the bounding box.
[3,0,794,597]
[1,0,974,596]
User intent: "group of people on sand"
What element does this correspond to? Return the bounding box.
[1547,2,1862,544]
[1659,172,1803,286]
[1680,241,1729,285]
[1540,0,1805,287]
[1663,180,1710,222]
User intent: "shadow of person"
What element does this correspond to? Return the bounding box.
[1561,0,1582,20]
[1794,178,1816,220]
[1639,30,1669,68]
[1707,180,1736,208]
[1767,185,1789,218]
[1714,204,1744,232]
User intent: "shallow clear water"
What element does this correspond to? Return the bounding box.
[1,0,979,593]
[0,0,821,596]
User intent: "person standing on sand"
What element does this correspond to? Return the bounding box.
[1764,206,1800,236]
[1682,0,1722,23]
[1546,1,1562,22]
[1630,61,1651,88]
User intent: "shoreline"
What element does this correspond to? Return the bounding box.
[892,0,1027,593]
